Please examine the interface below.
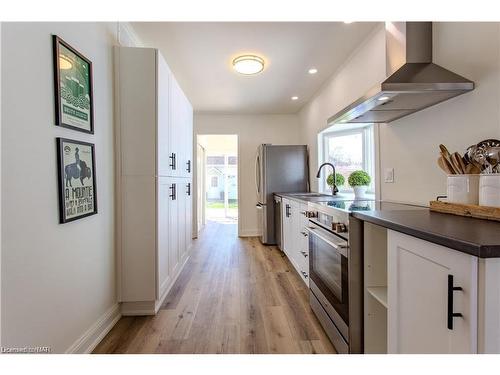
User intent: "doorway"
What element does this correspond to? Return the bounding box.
[196,135,238,227]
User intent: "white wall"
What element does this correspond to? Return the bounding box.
[1,23,118,353]
[299,23,500,205]
[194,114,300,236]
[299,25,386,192]
[380,23,500,204]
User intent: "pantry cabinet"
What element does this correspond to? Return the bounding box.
[281,198,310,286]
[387,230,478,353]
[116,46,193,315]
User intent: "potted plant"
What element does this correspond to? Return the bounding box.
[348,170,371,199]
[327,173,345,190]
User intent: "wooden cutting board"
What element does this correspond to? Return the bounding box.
[429,200,500,222]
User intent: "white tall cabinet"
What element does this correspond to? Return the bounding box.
[115,47,193,315]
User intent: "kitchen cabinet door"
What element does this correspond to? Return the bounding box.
[388,230,478,354]
[168,180,179,275]
[185,181,193,255]
[282,198,293,256]
[157,177,171,297]
[177,179,186,263]
[168,77,183,177]
[180,94,193,178]
[156,51,171,177]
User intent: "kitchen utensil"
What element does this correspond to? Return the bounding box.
[451,152,466,174]
[438,157,454,174]
[440,151,460,174]
[485,146,500,173]
[465,139,500,173]
[454,152,467,173]
[465,163,481,174]
[439,155,457,174]
[439,144,452,160]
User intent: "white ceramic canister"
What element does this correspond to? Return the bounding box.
[479,174,500,207]
[447,174,480,205]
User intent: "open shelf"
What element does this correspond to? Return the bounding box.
[367,286,388,308]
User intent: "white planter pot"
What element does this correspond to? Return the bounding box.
[353,186,367,199]
[479,174,500,207]
[447,174,480,205]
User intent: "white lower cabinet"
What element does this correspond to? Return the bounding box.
[281,198,309,286]
[387,230,478,354]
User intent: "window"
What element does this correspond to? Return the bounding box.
[210,176,218,188]
[319,124,375,194]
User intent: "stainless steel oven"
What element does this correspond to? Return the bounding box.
[307,222,350,353]
[306,199,371,354]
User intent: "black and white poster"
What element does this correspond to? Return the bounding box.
[56,138,97,223]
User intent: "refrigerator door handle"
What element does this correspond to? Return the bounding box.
[255,153,261,195]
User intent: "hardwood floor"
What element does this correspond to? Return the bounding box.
[93,221,336,354]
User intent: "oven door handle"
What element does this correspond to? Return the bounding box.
[306,226,348,258]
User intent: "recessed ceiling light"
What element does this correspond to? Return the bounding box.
[343,21,354,24]
[308,68,318,74]
[291,96,299,101]
[378,96,390,101]
[232,55,265,75]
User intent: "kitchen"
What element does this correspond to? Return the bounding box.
[2,2,500,371]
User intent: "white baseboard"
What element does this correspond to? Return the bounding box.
[66,303,121,354]
[238,229,260,237]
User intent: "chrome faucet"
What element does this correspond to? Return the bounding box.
[316,162,338,195]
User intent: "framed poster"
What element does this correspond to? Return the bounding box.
[52,35,94,134]
[56,138,98,223]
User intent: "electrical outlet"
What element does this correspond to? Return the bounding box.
[385,168,394,183]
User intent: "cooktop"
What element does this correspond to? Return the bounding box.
[315,199,377,213]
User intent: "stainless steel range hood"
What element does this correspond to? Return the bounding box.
[327,22,474,125]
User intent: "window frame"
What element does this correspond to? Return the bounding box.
[319,124,375,195]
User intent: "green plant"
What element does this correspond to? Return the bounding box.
[348,170,371,187]
[327,173,345,187]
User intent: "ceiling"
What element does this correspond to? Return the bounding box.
[132,22,380,114]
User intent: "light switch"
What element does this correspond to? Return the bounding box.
[385,168,394,183]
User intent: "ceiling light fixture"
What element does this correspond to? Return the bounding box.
[291,96,299,101]
[378,96,390,101]
[232,55,265,75]
[308,68,318,74]
[343,21,354,24]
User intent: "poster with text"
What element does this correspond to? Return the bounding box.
[53,35,94,133]
[57,138,97,223]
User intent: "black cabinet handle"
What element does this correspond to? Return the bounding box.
[186,183,191,196]
[285,204,291,217]
[447,274,463,330]
[301,271,308,279]
[186,160,191,173]
[300,251,308,258]
[169,153,176,170]
[169,183,176,200]
[300,231,308,237]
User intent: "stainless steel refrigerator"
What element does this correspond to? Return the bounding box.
[255,144,309,245]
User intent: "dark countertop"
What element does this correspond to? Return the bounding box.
[351,202,500,258]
